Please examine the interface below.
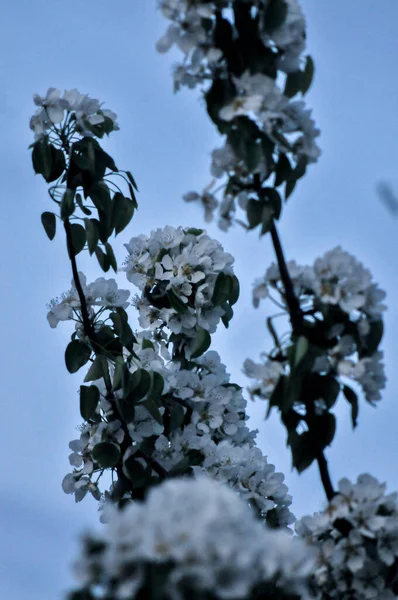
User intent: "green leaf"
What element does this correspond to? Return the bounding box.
[302,56,315,95]
[41,212,56,240]
[229,275,240,305]
[168,457,190,477]
[126,170,139,191]
[263,0,288,32]
[32,138,52,180]
[128,368,151,402]
[112,357,125,391]
[265,187,282,220]
[89,181,111,213]
[84,218,99,254]
[284,71,303,99]
[148,371,165,404]
[289,430,316,473]
[314,412,336,450]
[294,336,309,367]
[221,302,234,328]
[60,189,75,220]
[95,246,110,272]
[360,320,383,356]
[285,179,296,200]
[185,228,204,236]
[92,442,120,468]
[65,340,91,374]
[80,385,100,421]
[167,289,188,313]
[112,192,135,236]
[142,338,154,350]
[212,273,232,305]
[274,154,292,187]
[260,204,274,235]
[190,327,211,359]
[69,223,86,256]
[123,456,150,488]
[105,242,117,273]
[343,385,359,428]
[84,355,108,382]
[47,146,66,183]
[76,192,92,216]
[246,199,263,229]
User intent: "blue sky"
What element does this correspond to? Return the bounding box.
[1,1,398,598]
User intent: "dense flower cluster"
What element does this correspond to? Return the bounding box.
[47,273,130,329]
[71,477,314,600]
[245,247,386,405]
[296,474,398,600]
[157,0,307,89]
[158,0,320,230]
[30,87,119,140]
[123,225,236,346]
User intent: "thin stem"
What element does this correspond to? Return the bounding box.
[64,218,94,339]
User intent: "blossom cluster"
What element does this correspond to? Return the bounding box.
[296,474,398,600]
[71,476,314,600]
[123,225,236,346]
[157,0,307,88]
[245,247,386,406]
[158,0,320,230]
[47,273,130,329]
[30,87,119,141]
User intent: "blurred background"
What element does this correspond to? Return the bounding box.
[0,1,397,598]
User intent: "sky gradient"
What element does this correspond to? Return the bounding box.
[1,1,398,598]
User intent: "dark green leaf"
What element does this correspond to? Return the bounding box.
[148,371,165,403]
[185,228,204,236]
[128,368,151,402]
[360,320,383,356]
[343,385,359,428]
[80,385,100,421]
[274,154,292,187]
[260,204,274,235]
[285,179,296,200]
[32,138,52,181]
[84,218,99,254]
[76,192,92,216]
[41,212,56,240]
[105,242,117,273]
[289,430,316,473]
[167,289,188,313]
[212,273,232,305]
[265,187,282,220]
[69,223,86,256]
[92,442,120,468]
[95,246,110,272]
[112,192,135,236]
[65,340,91,374]
[294,336,309,367]
[123,456,150,488]
[190,327,211,359]
[263,0,288,32]
[168,457,190,477]
[126,170,139,191]
[221,302,234,328]
[229,275,240,305]
[246,199,263,229]
[60,189,75,220]
[302,56,315,95]
[84,355,108,383]
[142,338,154,350]
[314,412,336,450]
[284,71,303,98]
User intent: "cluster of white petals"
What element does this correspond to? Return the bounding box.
[123,226,235,342]
[158,0,320,230]
[30,87,119,140]
[246,248,386,404]
[296,474,398,600]
[72,477,314,600]
[47,273,130,328]
[157,0,307,89]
